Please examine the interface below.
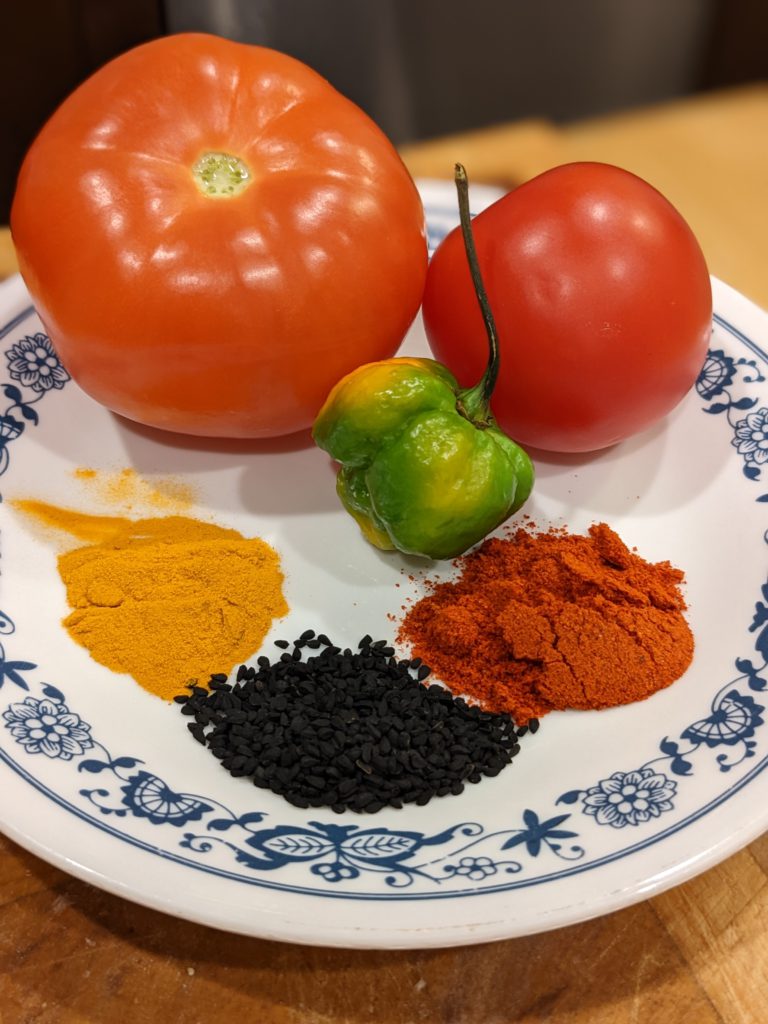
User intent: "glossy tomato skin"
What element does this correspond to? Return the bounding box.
[11,34,427,437]
[423,162,712,452]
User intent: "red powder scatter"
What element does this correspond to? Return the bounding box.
[397,523,693,724]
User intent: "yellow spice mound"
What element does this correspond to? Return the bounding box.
[13,501,288,699]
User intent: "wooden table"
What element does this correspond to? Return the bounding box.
[2,85,768,1023]
[400,83,768,311]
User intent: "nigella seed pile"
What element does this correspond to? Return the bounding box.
[175,632,534,813]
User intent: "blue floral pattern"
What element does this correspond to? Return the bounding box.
[1,326,70,497]
[696,349,737,401]
[7,333,69,393]
[3,694,93,760]
[120,771,214,826]
[449,856,498,880]
[733,408,768,466]
[582,769,676,829]
[698,340,768,493]
[682,691,764,750]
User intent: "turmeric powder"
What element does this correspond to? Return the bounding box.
[72,466,196,512]
[13,500,288,700]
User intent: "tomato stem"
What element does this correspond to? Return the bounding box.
[192,152,252,199]
[454,163,500,427]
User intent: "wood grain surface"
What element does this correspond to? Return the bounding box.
[2,84,768,1023]
[3,832,768,1023]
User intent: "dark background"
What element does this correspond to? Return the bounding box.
[3,0,767,223]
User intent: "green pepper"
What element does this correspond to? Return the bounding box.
[312,164,534,559]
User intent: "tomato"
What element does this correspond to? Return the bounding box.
[422,162,712,452]
[11,34,427,437]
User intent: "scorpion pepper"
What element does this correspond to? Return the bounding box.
[313,164,534,559]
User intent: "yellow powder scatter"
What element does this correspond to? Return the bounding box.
[72,467,197,513]
[13,500,288,700]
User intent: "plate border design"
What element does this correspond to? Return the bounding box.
[2,733,767,901]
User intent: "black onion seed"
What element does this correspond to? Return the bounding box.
[178,633,534,813]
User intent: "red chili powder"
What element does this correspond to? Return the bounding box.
[397,523,694,724]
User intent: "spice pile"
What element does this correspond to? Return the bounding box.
[176,632,533,812]
[13,500,288,699]
[398,522,694,724]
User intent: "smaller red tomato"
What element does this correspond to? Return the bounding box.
[422,162,713,453]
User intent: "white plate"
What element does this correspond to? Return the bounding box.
[2,183,768,949]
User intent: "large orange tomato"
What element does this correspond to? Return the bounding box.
[11,34,427,437]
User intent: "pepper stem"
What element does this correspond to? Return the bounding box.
[453,163,500,427]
